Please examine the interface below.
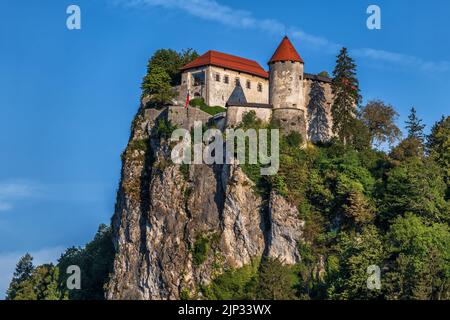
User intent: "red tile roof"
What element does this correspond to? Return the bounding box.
[269,36,304,64]
[181,50,269,78]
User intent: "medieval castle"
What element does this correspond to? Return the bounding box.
[146,36,335,143]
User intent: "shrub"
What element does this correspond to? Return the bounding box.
[192,235,210,266]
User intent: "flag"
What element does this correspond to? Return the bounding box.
[185,92,190,108]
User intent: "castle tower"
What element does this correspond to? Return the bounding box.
[269,36,307,137]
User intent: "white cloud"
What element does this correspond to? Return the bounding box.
[353,48,450,72]
[0,180,42,212]
[118,0,286,34]
[115,0,450,73]
[0,246,65,299]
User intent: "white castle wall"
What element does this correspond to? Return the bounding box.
[180,66,268,107]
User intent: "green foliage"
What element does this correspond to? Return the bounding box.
[192,234,211,266]
[360,100,401,147]
[318,71,330,78]
[11,264,63,300]
[141,65,176,106]
[327,226,384,299]
[203,258,297,300]
[203,260,260,300]
[180,163,190,181]
[405,107,426,142]
[427,116,450,186]
[384,214,450,300]
[58,224,115,300]
[155,118,178,139]
[143,48,199,87]
[285,132,303,148]
[6,253,34,300]
[257,258,298,300]
[141,48,199,106]
[189,97,226,115]
[348,118,372,151]
[390,137,424,161]
[331,47,361,145]
[379,158,449,225]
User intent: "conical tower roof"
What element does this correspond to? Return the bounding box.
[269,36,304,64]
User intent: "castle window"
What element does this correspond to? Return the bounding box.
[224,75,229,84]
[257,83,263,92]
[235,77,241,87]
[192,72,205,86]
[246,80,251,89]
[215,73,220,82]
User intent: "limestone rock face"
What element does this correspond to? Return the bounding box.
[267,192,304,265]
[220,165,266,269]
[106,107,305,300]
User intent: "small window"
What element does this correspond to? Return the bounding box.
[235,77,241,87]
[224,75,229,84]
[192,72,205,86]
[215,73,220,82]
[257,83,263,92]
[246,80,251,89]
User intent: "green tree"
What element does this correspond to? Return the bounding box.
[8,262,63,300]
[427,116,450,185]
[405,107,426,142]
[141,48,199,106]
[360,100,401,147]
[331,47,361,145]
[6,253,34,300]
[384,214,450,300]
[144,48,199,86]
[342,189,375,228]
[141,65,176,106]
[348,118,372,151]
[380,158,449,225]
[257,258,297,300]
[58,224,115,300]
[390,137,424,161]
[327,226,384,299]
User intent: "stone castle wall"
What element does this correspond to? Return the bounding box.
[144,106,213,131]
[226,105,272,128]
[180,66,268,108]
[269,61,305,111]
[176,66,336,142]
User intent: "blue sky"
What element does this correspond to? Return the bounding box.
[0,0,449,297]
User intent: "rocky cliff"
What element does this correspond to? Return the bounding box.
[106,106,305,300]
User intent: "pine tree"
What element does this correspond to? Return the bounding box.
[331,47,361,145]
[307,81,330,143]
[6,253,34,300]
[427,116,450,185]
[405,107,425,142]
[257,258,297,300]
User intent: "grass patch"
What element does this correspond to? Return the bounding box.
[192,234,210,266]
[189,97,226,116]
